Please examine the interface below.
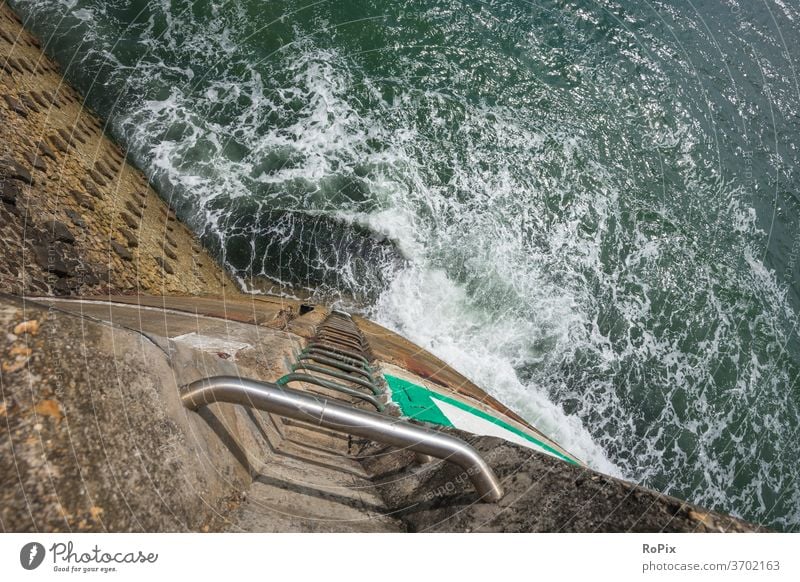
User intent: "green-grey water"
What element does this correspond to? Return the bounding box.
[10,0,800,530]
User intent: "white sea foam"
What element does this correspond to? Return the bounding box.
[371,265,621,475]
[13,0,800,529]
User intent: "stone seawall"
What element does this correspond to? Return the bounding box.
[0,1,235,296]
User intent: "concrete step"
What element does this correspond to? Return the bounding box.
[228,453,403,532]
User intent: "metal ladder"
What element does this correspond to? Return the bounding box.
[276,310,386,411]
[180,310,504,503]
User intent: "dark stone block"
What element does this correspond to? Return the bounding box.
[53,276,74,295]
[37,141,57,161]
[0,157,33,184]
[1,179,21,205]
[56,128,78,147]
[7,58,24,74]
[32,244,70,277]
[49,133,69,153]
[79,270,100,286]
[120,212,139,230]
[155,256,175,275]
[164,246,178,261]
[5,258,20,274]
[71,130,87,145]
[124,200,142,218]
[89,169,108,187]
[44,91,61,108]
[2,200,19,217]
[19,93,39,113]
[84,263,111,283]
[31,91,49,108]
[106,157,122,173]
[95,161,114,180]
[22,151,46,172]
[2,94,27,117]
[111,240,132,261]
[64,209,86,228]
[70,189,95,210]
[17,57,34,74]
[119,228,139,248]
[81,178,103,199]
[42,220,75,244]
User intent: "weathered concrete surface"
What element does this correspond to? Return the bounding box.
[225,416,403,533]
[0,295,767,532]
[357,434,766,532]
[65,296,549,435]
[0,294,304,531]
[87,293,312,331]
[0,295,404,532]
[0,1,235,296]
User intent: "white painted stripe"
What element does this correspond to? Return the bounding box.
[430,396,563,460]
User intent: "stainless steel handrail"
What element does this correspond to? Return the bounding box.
[181,376,504,502]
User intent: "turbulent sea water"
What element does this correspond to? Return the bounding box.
[10,0,800,530]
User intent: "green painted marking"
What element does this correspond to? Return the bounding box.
[383,374,453,427]
[384,373,576,464]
